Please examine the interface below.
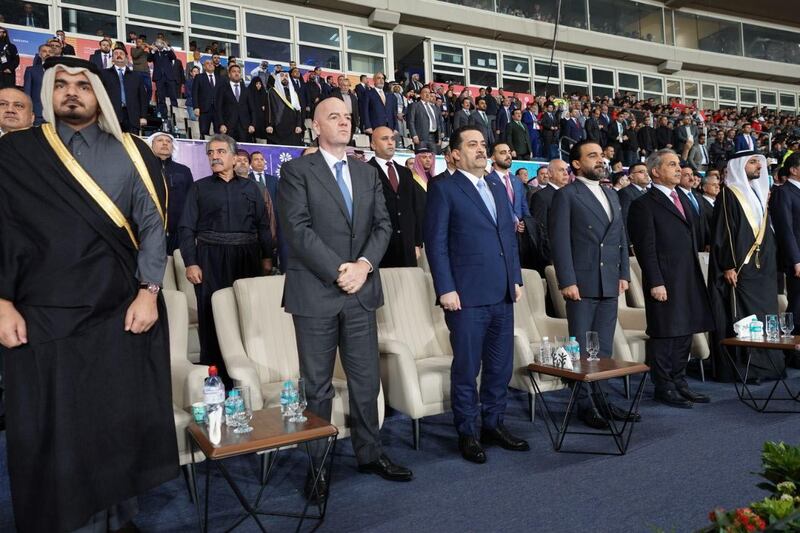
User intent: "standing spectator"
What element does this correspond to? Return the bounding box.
[688,133,711,172]
[148,132,193,253]
[495,95,513,142]
[770,153,800,337]
[192,59,219,137]
[55,29,75,55]
[215,64,254,143]
[656,115,673,150]
[521,102,541,159]
[100,47,148,133]
[247,76,268,139]
[185,50,203,80]
[361,71,395,134]
[735,123,756,152]
[303,69,323,118]
[185,64,199,121]
[0,28,18,89]
[637,114,658,156]
[148,38,178,118]
[266,71,303,146]
[452,96,472,131]
[469,97,495,152]
[674,115,698,161]
[584,107,602,145]
[622,117,640,166]
[131,35,152,104]
[540,102,560,160]
[505,108,532,160]
[88,37,113,71]
[331,75,360,140]
[23,43,50,125]
[408,86,442,154]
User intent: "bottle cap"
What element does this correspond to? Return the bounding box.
[209,365,218,377]
[569,336,576,341]
[284,380,293,387]
[229,389,239,397]
[542,336,549,341]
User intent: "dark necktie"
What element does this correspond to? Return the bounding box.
[209,74,215,87]
[117,68,126,106]
[386,161,399,193]
[233,83,240,102]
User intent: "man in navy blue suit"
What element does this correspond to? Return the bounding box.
[361,72,395,134]
[23,43,50,125]
[488,142,530,225]
[100,47,148,133]
[148,40,178,118]
[549,140,634,429]
[735,124,756,152]
[424,126,528,464]
[191,59,219,137]
[770,152,800,335]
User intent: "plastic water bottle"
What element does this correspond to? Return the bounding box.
[540,337,552,365]
[224,389,240,427]
[203,366,225,424]
[749,317,764,340]
[280,380,295,417]
[569,336,580,362]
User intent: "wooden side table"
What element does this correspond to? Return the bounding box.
[720,336,800,413]
[527,358,649,455]
[187,407,338,532]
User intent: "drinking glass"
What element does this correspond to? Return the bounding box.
[586,331,600,361]
[765,314,779,341]
[232,386,254,434]
[780,312,794,338]
[290,378,308,423]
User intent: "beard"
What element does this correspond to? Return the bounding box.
[747,172,760,180]
[582,164,608,181]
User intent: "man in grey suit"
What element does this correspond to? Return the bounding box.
[452,97,472,131]
[549,140,634,430]
[278,97,413,502]
[407,86,441,154]
[468,98,495,151]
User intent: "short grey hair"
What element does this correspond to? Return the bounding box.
[646,148,678,176]
[206,134,236,156]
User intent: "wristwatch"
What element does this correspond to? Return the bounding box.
[139,283,161,295]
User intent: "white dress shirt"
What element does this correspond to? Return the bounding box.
[460,169,497,214]
[319,147,353,197]
[373,156,392,180]
[703,194,715,207]
[652,183,676,200]
[577,177,612,220]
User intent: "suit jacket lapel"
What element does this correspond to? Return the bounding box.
[350,156,366,226]
[453,172,496,225]
[574,180,610,227]
[309,151,352,227]
[650,188,689,225]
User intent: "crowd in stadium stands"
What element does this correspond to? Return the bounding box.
[1,26,798,183]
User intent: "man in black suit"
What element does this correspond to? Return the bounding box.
[699,171,720,249]
[540,102,560,160]
[628,148,713,407]
[23,43,49,125]
[505,108,532,160]
[304,70,323,118]
[549,140,632,429]
[101,47,148,133]
[147,39,177,118]
[88,38,113,70]
[770,153,800,335]
[529,158,570,270]
[637,115,658,156]
[677,165,705,251]
[451,97,472,131]
[369,126,424,267]
[584,108,601,144]
[55,30,75,56]
[330,75,360,139]
[214,64,254,143]
[278,98,412,501]
[192,59,219,137]
[618,162,649,248]
[656,115,673,150]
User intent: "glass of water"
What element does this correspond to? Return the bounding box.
[586,331,600,361]
[232,386,253,434]
[766,314,780,341]
[290,378,308,423]
[780,312,794,338]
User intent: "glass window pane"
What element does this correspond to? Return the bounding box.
[62,8,117,37]
[469,50,497,69]
[298,21,339,47]
[126,24,183,47]
[348,52,383,74]
[246,37,291,62]
[674,12,742,56]
[684,82,698,97]
[191,36,239,56]
[665,9,674,45]
[440,0,493,10]
[563,83,588,97]
[642,76,662,93]
[618,72,639,89]
[592,68,613,86]
[702,84,715,98]
[740,89,757,103]
[433,44,463,66]
[433,71,464,85]
[534,60,558,79]
[299,45,340,69]
[743,24,800,65]
[761,91,776,106]
[502,77,530,94]
[469,69,497,87]
[700,99,715,109]
[666,78,681,95]
[780,93,796,108]
[589,0,664,43]
[433,64,463,75]
[347,31,383,54]
[497,0,586,29]
[564,64,587,82]
[63,0,115,11]
[190,3,236,31]
[503,56,529,75]
[592,85,614,98]
[1,0,49,28]
[718,86,736,101]
[245,13,290,40]
[534,80,560,97]
[128,0,179,21]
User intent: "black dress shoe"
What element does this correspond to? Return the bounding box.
[480,424,530,451]
[677,387,710,403]
[357,454,413,481]
[654,389,693,409]
[601,401,642,422]
[304,467,328,503]
[458,435,487,464]
[578,407,609,430]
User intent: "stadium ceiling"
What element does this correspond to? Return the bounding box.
[660,0,800,28]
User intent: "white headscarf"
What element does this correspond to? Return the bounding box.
[726,151,769,229]
[273,72,301,111]
[41,63,124,143]
[146,131,174,149]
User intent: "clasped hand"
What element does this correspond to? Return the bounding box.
[337,261,369,294]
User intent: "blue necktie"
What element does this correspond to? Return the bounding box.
[686,189,699,215]
[477,179,497,223]
[334,160,352,219]
[117,69,126,107]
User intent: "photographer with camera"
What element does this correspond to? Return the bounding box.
[147,38,177,119]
